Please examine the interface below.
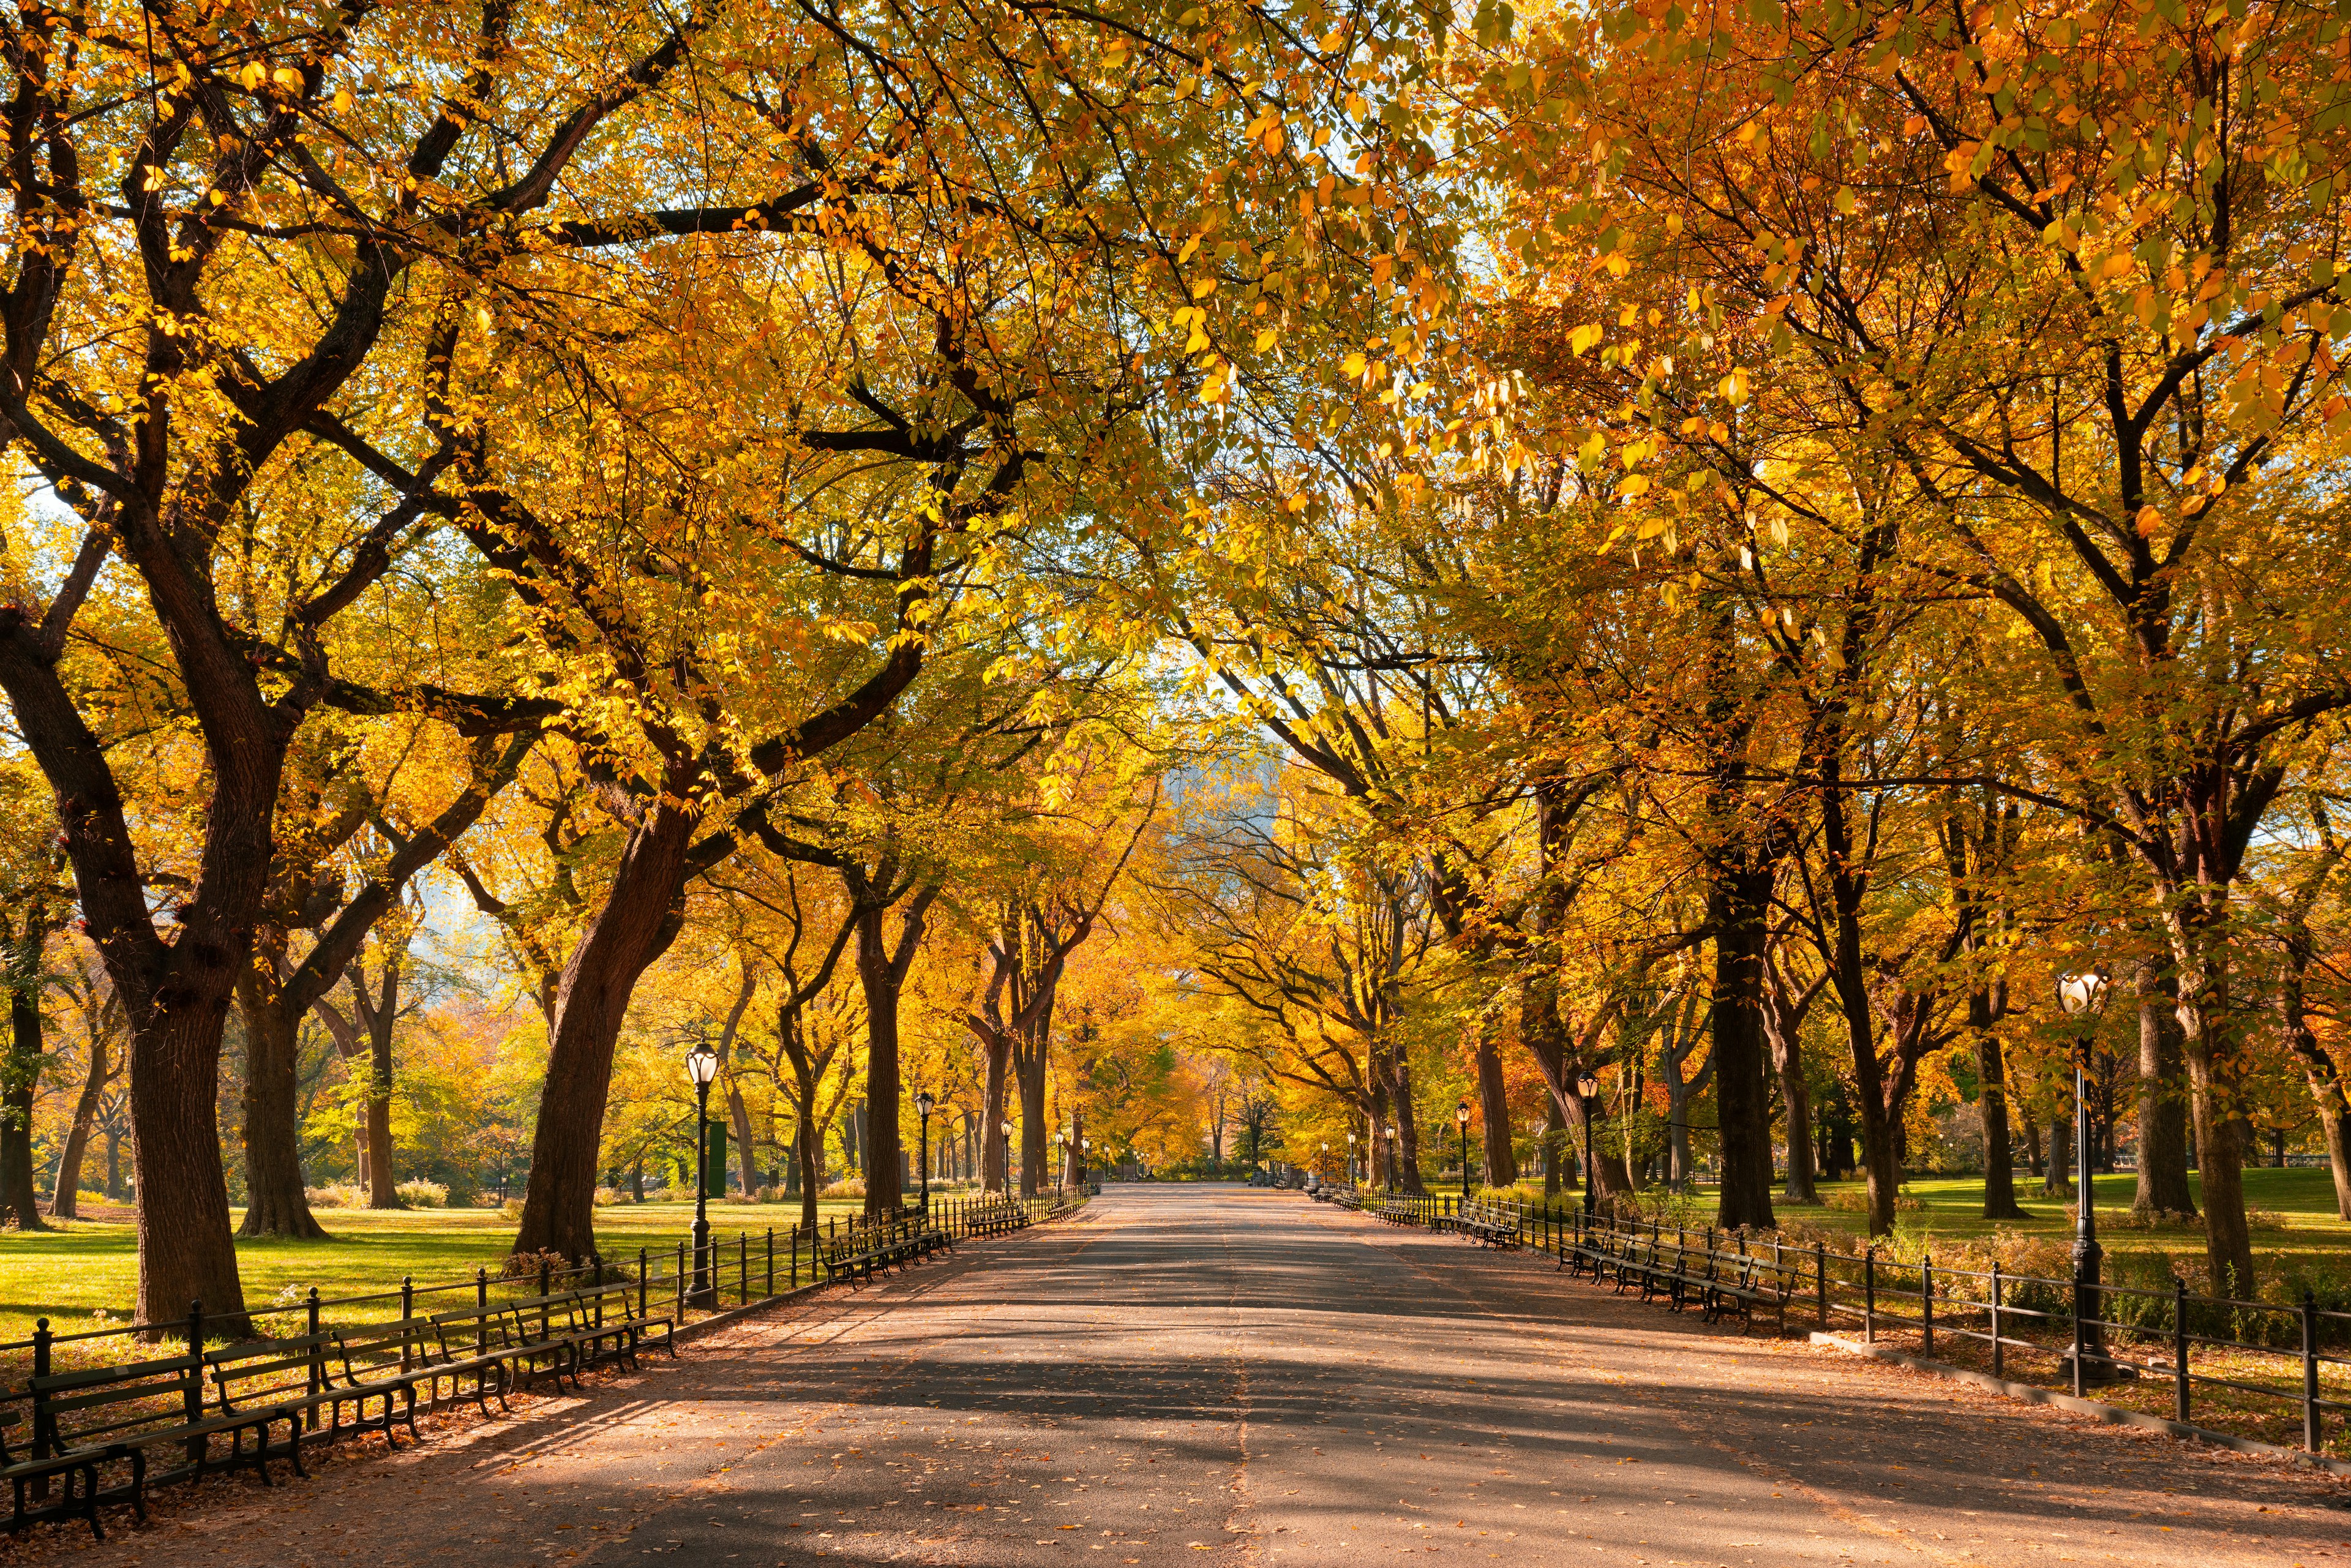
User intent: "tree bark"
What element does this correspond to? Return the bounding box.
[981,1037,1012,1193]
[2133,960,2197,1218]
[48,1031,110,1219]
[1763,966,1820,1204]
[234,934,330,1239]
[349,956,402,1209]
[1473,1024,1516,1189]
[1709,858,1779,1231]
[1390,1049,1425,1195]
[513,801,697,1261]
[1974,1022,2028,1220]
[1,902,48,1232]
[853,886,936,1217]
[2043,1106,2071,1197]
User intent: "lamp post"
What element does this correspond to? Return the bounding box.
[1387,1123,1402,1190]
[1576,1070,1602,1225]
[1346,1130,1357,1186]
[1456,1100,1472,1201]
[1054,1130,1068,1196]
[1081,1137,1091,1190]
[1319,1141,1329,1185]
[685,1042,719,1308]
[2057,970,2131,1388]
[914,1089,935,1215]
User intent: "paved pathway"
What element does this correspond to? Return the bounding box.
[24,1187,2349,1567]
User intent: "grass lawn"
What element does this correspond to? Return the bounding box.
[0,1199,874,1348]
[1504,1166,2349,1275]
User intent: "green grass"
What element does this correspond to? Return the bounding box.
[1499,1166,2349,1272]
[0,1199,872,1348]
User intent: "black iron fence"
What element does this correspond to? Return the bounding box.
[1328,1187,2349,1459]
[1,1191,1080,1504]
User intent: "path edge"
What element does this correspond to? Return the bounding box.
[1807,1330,2351,1478]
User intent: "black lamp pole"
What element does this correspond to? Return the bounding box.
[1577,1071,1601,1226]
[2058,971,2129,1389]
[686,1042,717,1308]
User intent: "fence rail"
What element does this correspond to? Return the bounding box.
[1324,1185,2349,1458]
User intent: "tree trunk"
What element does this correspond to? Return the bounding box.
[0,922,45,1231]
[1708,860,1779,1232]
[1390,1050,1425,1195]
[2019,1100,2044,1177]
[1768,1011,1818,1204]
[233,947,329,1240]
[48,1033,107,1219]
[1543,1093,1565,1196]
[513,802,696,1262]
[729,1086,757,1197]
[1473,1026,1516,1189]
[2134,962,2197,1218]
[2181,1010,2255,1297]
[132,997,253,1333]
[351,956,402,1210]
[2042,1107,2071,1197]
[1018,1034,1049,1199]
[1974,1021,2028,1220]
[982,1035,1012,1193]
[858,901,906,1213]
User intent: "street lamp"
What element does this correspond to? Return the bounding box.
[1575,1070,1602,1227]
[1346,1130,1357,1186]
[684,1041,719,1308]
[1319,1140,1329,1185]
[2057,970,2131,1390]
[1000,1119,1013,1193]
[1054,1130,1068,1196]
[1387,1123,1402,1190]
[1456,1099,1472,1201]
[913,1089,935,1215]
[1081,1137,1092,1190]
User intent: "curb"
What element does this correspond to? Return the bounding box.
[1807,1331,2351,1478]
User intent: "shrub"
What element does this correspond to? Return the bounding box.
[396,1179,448,1209]
[304,1183,367,1209]
[819,1177,866,1199]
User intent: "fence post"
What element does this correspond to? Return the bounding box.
[306,1286,324,1431]
[792,1225,801,1290]
[2304,1290,2322,1455]
[184,1300,207,1468]
[675,1240,686,1321]
[538,1255,552,1341]
[29,1317,51,1496]
[1863,1250,1876,1344]
[400,1276,415,1371]
[2173,1276,2190,1425]
[1920,1257,1933,1360]
[1989,1264,2003,1381]
[767,1228,775,1297]
[639,1248,650,1322]
[1815,1243,1827,1329]
[2069,1266,2086,1399]
[740,1231,749,1305]
[476,1269,489,1357]
[590,1251,604,1327]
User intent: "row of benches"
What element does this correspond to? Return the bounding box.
[1334,1190,1790,1336]
[4,1282,672,1540]
[1563,1225,1791,1334]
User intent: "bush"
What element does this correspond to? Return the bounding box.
[819,1177,866,1199]
[594,1186,623,1206]
[304,1183,367,1209]
[396,1179,448,1209]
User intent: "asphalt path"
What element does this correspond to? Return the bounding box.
[31,1184,2349,1568]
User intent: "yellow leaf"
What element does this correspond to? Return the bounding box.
[1191,277,1217,299]
[1253,327,1279,353]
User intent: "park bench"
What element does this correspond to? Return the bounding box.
[502,1291,638,1390]
[574,1280,678,1364]
[206,1329,417,1455]
[819,1218,918,1285]
[2,1402,106,1539]
[15,1349,303,1539]
[1700,1249,1791,1335]
[1450,1199,1525,1250]
[963,1198,1029,1237]
[425,1305,530,1414]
